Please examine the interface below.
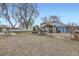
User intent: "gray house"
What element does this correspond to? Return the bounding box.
[41,22,71,33]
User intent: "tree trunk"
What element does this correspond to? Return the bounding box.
[23,18,28,30]
[8,19,14,28]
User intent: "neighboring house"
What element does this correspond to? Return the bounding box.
[41,21,71,33]
[0,25,8,33]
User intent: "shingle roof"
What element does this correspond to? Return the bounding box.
[41,22,66,27]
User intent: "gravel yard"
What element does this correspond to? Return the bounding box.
[0,33,79,56]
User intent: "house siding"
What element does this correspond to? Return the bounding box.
[41,22,73,33]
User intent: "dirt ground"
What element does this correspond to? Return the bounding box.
[0,33,79,56]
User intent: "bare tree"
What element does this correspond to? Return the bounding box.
[0,3,17,28]
[68,22,77,33]
[15,3,39,29]
[42,16,61,23]
[0,3,39,29]
[49,16,60,23]
[10,4,18,27]
[42,16,48,23]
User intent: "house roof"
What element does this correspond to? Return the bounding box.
[41,22,66,27]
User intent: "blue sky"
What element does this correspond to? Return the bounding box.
[0,3,79,26]
[34,3,79,25]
